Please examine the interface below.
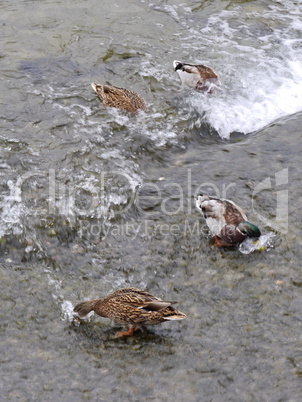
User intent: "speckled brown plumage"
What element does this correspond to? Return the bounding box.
[91,83,146,113]
[73,287,186,337]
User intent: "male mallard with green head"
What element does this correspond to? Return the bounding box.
[196,194,261,247]
[91,83,146,113]
[173,60,218,93]
[73,287,186,337]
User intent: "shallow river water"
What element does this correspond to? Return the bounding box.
[1,0,302,401]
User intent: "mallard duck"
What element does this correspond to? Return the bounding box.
[73,287,186,337]
[196,194,261,247]
[173,60,218,93]
[91,83,146,113]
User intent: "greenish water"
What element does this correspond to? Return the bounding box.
[1,0,302,400]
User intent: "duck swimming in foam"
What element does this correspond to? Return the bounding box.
[196,194,261,247]
[173,60,218,93]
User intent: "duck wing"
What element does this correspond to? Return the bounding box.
[221,199,247,225]
[196,64,218,80]
[196,195,247,235]
[106,287,175,310]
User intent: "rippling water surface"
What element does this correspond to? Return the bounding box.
[1,0,302,400]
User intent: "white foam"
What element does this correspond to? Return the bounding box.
[61,300,75,322]
[187,68,302,139]
[239,232,276,254]
[43,269,81,324]
[167,2,302,139]
[0,179,26,237]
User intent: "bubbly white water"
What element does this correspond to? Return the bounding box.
[0,177,35,238]
[2,0,300,243]
[239,232,276,255]
[61,300,76,323]
[155,1,302,139]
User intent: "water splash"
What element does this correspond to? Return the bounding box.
[185,58,302,139]
[156,1,302,139]
[44,269,86,324]
[0,176,36,238]
[239,232,276,255]
[61,299,94,325]
[61,300,76,323]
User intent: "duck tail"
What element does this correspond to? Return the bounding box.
[91,82,98,92]
[73,300,97,318]
[163,310,187,321]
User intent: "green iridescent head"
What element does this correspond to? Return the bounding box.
[238,221,261,238]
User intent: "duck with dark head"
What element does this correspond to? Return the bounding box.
[196,194,261,247]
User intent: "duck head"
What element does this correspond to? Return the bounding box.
[173,61,184,72]
[238,221,261,239]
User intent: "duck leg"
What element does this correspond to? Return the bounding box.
[114,326,138,338]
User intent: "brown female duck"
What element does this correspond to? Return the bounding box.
[73,287,186,337]
[196,194,261,247]
[91,83,146,113]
